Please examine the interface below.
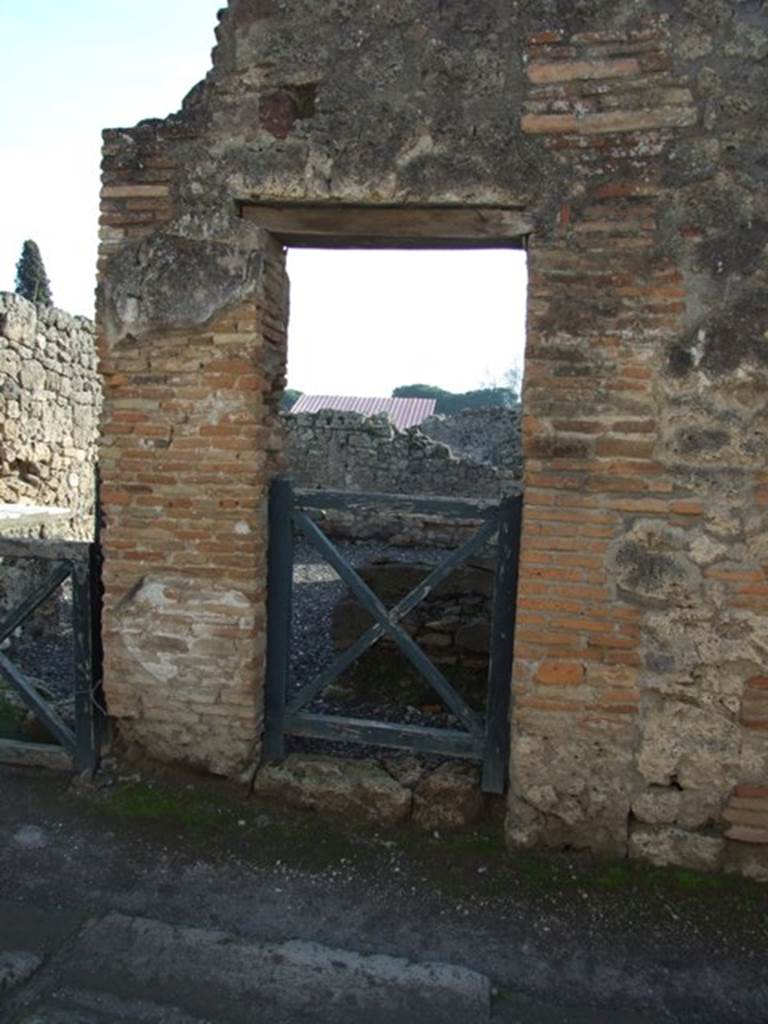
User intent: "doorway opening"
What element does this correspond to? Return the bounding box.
[248,205,529,794]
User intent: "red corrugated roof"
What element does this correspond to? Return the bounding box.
[290,395,437,431]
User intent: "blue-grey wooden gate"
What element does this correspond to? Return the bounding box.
[264,478,523,794]
[0,538,104,772]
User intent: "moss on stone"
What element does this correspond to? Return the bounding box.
[97,770,764,919]
[106,782,236,830]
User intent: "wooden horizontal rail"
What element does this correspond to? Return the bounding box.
[285,712,483,760]
[0,539,90,562]
[294,488,506,520]
[0,739,73,771]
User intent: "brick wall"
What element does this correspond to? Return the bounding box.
[97,0,767,878]
[508,15,767,879]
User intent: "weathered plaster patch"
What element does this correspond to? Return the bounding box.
[608,520,702,605]
[103,234,262,342]
[636,698,741,792]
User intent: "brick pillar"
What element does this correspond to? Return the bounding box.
[97,130,281,775]
[508,17,696,853]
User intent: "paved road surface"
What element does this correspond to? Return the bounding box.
[0,764,766,1022]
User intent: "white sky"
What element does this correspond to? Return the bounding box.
[287,249,526,394]
[0,1,527,395]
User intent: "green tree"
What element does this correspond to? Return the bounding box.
[280,388,303,411]
[392,382,518,414]
[392,384,451,402]
[14,240,53,306]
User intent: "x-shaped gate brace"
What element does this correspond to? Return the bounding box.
[0,538,103,772]
[263,478,523,794]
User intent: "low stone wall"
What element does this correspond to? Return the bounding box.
[420,407,523,475]
[255,753,487,829]
[284,409,521,545]
[285,409,507,496]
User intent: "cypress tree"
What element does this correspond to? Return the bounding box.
[14,240,53,306]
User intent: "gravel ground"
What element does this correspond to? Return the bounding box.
[289,536,451,695]
[287,537,470,761]
[0,633,75,739]
[10,635,74,695]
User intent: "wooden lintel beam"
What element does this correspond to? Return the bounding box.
[239,203,531,248]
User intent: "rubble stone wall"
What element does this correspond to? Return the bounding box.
[285,409,507,497]
[331,559,494,706]
[284,408,517,545]
[0,292,101,540]
[420,407,523,475]
[97,0,768,878]
[0,293,101,637]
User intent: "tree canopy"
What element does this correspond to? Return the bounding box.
[15,240,53,306]
[392,382,519,414]
[280,388,303,411]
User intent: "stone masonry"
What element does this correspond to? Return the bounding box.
[285,409,509,498]
[97,2,767,877]
[284,408,518,545]
[420,407,524,475]
[331,558,495,706]
[0,293,101,540]
[0,294,101,638]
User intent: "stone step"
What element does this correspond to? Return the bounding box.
[17,987,211,1024]
[11,913,491,1024]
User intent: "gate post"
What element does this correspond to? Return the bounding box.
[263,475,294,761]
[71,558,99,774]
[90,470,107,760]
[482,493,523,794]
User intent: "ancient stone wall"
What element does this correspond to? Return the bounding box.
[285,409,507,497]
[0,292,101,649]
[508,9,768,881]
[97,1,768,877]
[0,293,101,540]
[420,407,523,476]
[284,408,517,544]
